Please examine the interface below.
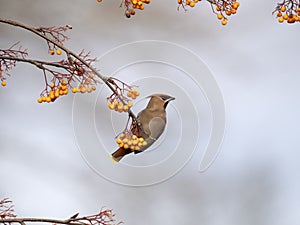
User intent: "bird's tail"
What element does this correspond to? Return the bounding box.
[110,147,132,163]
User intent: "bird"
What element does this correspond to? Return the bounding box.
[110,94,175,163]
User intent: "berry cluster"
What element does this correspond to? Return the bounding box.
[71,73,97,94]
[97,0,150,18]
[131,0,151,11]
[116,133,147,151]
[108,88,139,112]
[106,77,140,113]
[274,1,300,24]
[126,88,139,99]
[37,80,69,103]
[178,0,200,8]
[213,0,240,25]
[37,72,97,104]
[108,100,133,113]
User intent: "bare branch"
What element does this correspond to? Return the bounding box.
[0,17,138,122]
[0,199,122,225]
[0,17,107,83]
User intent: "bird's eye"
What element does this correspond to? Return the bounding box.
[160,95,170,101]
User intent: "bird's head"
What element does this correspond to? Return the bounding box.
[147,94,175,110]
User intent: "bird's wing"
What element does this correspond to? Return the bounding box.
[148,116,166,140]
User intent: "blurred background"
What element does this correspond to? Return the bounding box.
[1,0,300,224]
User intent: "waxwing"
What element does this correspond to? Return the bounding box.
[111,94,175,162]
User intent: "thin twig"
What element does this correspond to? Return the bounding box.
[0,56,69,70]
[0,18,106,82]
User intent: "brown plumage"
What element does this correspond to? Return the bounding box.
[110,94,175,162]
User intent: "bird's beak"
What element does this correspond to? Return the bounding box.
[162,95,175,109]
[166,96,175,102]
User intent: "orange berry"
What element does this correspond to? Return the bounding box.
[278,17,284,23]
[91,86,96,91]
[124,144,129,149]
[55,90,60,97]
[189,1,195,7]
[50,83,55,88]
[37,97,43,103]
[127,91,132,97]
[216,5,221,11]
[283,14,288,20]
[217,13,223,20]
[117,106,123,112]
[287,16,295,23]
[50,94,55,100]
[221,19,227,26]
[123,105,129,112]
[233,2,240,9]
[108,103,115,110]
[72,87,77,93]
[132,135,137,140]
[56,49,62,55]
[281,5,286,12]
[80,87,86,93]
[46,97,51,103]
[277,11,282,17]
[49,49,55,55]
[61,80,67,85]
[1,81,7,87]
[225,10,231,16]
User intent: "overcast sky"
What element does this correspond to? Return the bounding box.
[1,1,300,225]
